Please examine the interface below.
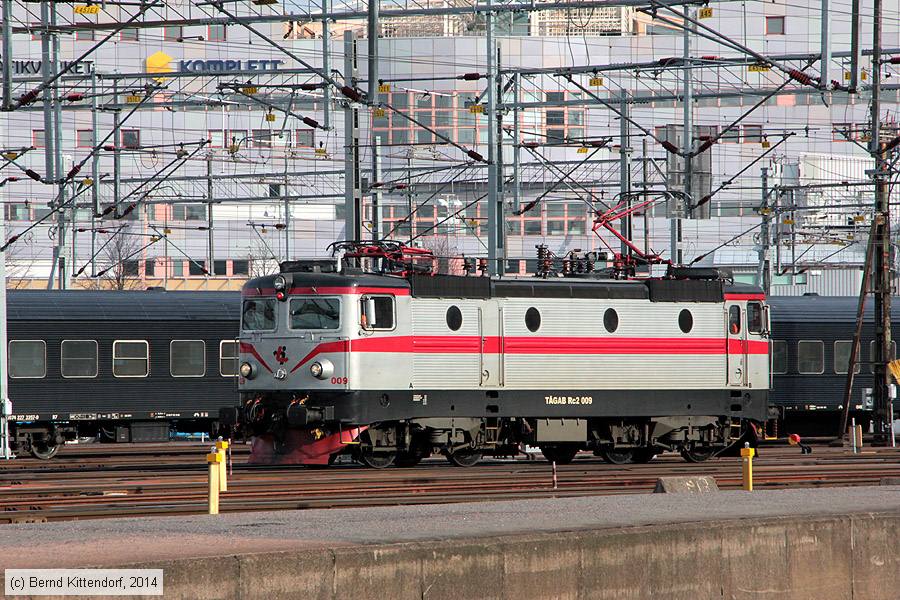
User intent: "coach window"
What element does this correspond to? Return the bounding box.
[834,341,862,375]
[8,340,46,379]
[771,340,788,375]
[290,298,340,330]
[220,341,239,377]
[747,302,764,334]
[728,305,741,334]
[797,341,824,375]
[678,309,693,334]
[61,340,98,378]
[525,307,541,332]
[242,299,276,331]
[868,341,897,372]
[361,296,395,330]
[170,340,206,377]
[113,340,149,377]
[603,308,618,333]
[446,306,463,331]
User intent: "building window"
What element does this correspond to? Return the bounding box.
[797,340,824,375]
[76,129,93,148]
[32,130,45,148]
[188,260,207,276]
[123,260,139,276]
[145,259,156,277]
[232,260,249,275]
[121,129,140,149]
[120,28,139,41]
[765,16,785,35]
[219,340,238,376]
[8,340,46,379]
[61,340,98,378]
[208,130,224,147]
[164,25,183,41]
[173,204,207,220]
[75,27,95,41]
[213,259,227,276]
[743,125,763,144]
[296,129,315,147]
[5,204,30,221]
[268,184,281,198]
[251,129,271,148]
[112,340,149,377]
[172,260,184,277]
[170,340,206,377]
[208,24,227,42]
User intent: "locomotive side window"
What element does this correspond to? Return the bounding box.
[170,340,206,377]
[603,308,618,333]
[868,340,897,373]
[834,341,861,375]
[242,299,276,331]
[797,340,824,375]
[290,298,340,330]
[446,306,463,331]
[728,305,741,334]
[113,340,149,377]
[525,307,541,332]
[678,309,693,334]
[8,340,46,379]
[219,341,239,377]
[61,340,98,378]
[747,302,764,334]
[771,340,788,375]
[361,295,395,330]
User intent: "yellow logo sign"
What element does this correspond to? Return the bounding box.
[145,51,173,81]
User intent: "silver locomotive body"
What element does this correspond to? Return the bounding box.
[233,268,769,466]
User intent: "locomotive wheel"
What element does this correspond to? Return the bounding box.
[680,446,716,463]
[446,450,481,467]
[631,449,658,464]
[539,444,579,465]
[359,450,396,469]
[30,441,60,460]
[599,448,633,465]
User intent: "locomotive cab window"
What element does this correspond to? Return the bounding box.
[290,297,340,330]
[170,340,206,377]
[771,340,788,375]
[113,340,149,378]
[747,302,764,334]
[728,305,741,334]
[797,340,824,375]
[220,340,239,377]
[834,341,861,375]
[360,295,395,330]
[61,340,98,378]
[9,340,46,379]
[242,299,276,331]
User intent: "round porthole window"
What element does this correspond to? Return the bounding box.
[525,307,541,332]
[679,309,694,334]
[446,306,463,331]
[603,308,618,333]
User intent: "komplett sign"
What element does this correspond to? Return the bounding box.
[145,51,284,75]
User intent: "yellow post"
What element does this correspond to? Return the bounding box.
[216,440,229,492]
[856,425,864,450]
[207,451,222,515]
[740,442,755,491]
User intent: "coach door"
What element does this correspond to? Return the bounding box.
[726,303,747,386]
[479,301,503,387]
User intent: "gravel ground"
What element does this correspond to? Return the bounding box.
[2,485,899,568]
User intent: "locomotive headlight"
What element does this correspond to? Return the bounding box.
[310,359,333,380]
[239,362,255,379]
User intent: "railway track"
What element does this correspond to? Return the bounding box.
[1,445,899,524]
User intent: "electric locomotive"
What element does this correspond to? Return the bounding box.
[225,243,770,467]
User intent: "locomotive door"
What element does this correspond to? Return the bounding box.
[726,303,747,386]
[479,301,503,387]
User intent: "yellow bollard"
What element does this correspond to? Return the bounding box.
[207,451,222,515]
[855,425,864,451]
[216,440,229,492]
[740,442,755,491]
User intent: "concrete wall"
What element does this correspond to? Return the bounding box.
[97,511,900,600]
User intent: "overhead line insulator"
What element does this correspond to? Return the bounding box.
[340,86,362,102]
[787,69,814,86]
[458,73,483,81]
[660,141,681,155]
[24,169,42,182]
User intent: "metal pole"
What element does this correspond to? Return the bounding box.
[486,0,501,276]
[367,0,378,101]
[849,0,861,91]
[207,157,214,274]
[757,167,770,294]
[113,81,121,212]
[619,92,631,259]
[322,0,331,130]
[1,0,12,111]
[821,0,831,89]
[871,0,893,444]
[41,0,57,289]
[90,71,99,277]
[0,191,12,459]
[52,1,67,290]
[512,72,521,213]
[677,5,692,265]
[343,31,361,242]
[372,139,381,240]
[642,138,650,262]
